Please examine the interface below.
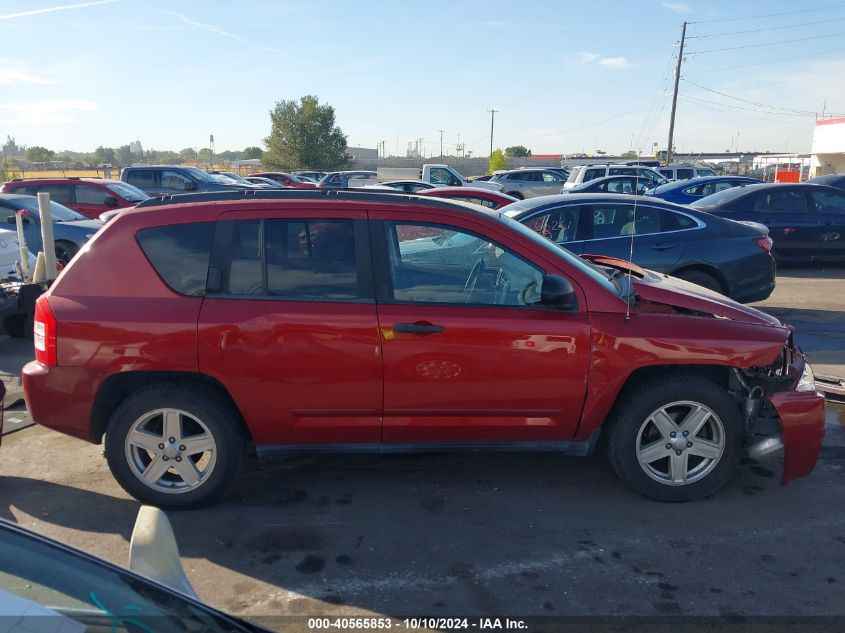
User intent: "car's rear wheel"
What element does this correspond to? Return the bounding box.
[607,375,744,501]
[506,191,524,200]
[104,384,244,509]
[674,269,723,295]
[54,240,79,265]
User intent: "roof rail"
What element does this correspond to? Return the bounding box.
[133,187,488,215]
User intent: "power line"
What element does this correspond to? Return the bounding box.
[680,78,817,115]
[679,93,811,117]
[686,15,845,38]
[686,30,845,54]
[679,95,817,125]
[684,45,845,75]
[689,4,845,24]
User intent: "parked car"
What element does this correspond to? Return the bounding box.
[504,193,775,303]
[658,164,718,181]
[1,178,149,219]
[247,171,317,188]
[807,173,845,191]
[23,189,822,508]
[565,175,652,196]
[489,168,566,199]
[208,170,274,188]
[468,175,493,182]
[418,186,518,209]
[690,183,845,262]
[0,226,36,277]
[0,506,270,632]
[316,170,378,188]
[372,180,437,193]
[292,170,327,182]
[243,176,285,188]
[0,194,103,263]
[122,165,260,196]
[563,164,668,191]
[645,176,762,205]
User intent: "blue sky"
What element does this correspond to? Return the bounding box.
[1,0,843,156]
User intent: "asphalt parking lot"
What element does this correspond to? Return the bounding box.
[1,264,844,624]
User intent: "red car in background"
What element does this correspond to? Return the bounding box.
[22,189,824,509]
[247,172,317,189]
[1,178,149,219]
[418,186,518,209]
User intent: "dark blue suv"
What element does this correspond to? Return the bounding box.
[121,166,260,196]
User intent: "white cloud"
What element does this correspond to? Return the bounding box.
[577,51,630,70]
[0,0,118,21]
[0,67,53,84]
[0,99,98,125]
[661,1,692,13]
[599,57,630,69]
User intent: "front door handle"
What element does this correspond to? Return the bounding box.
[393,322,444,334]
[650,243,675,251]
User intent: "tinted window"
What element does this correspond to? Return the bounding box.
[225,219,359,300]
[75,185,109,204]
[125,170,156,189]
[161,170,194,190]
[659,169,673,178]
[450,195,500,209]
[385,222,544,306]
[698,169,717,177]
[676,169,695,180]
[429,168,460,186]
[808,188,845,214]
[10,197,87,221]
[137,222,214,296]
[28,184,72,203]
[608,167,637,176]
[663,210,698,231]
[588,203,661,238]
[542,172,561,182]
[106,182,149,202]
[754,189,808,213]
[583,168,605,182]
[523,206,581,242]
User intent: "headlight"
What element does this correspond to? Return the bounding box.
[796,362,816,392]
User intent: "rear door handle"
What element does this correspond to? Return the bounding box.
[650,244,675,251]
[394,322,444,334]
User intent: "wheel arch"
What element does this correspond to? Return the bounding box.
[668,263,730,294]
[90,371,252,444]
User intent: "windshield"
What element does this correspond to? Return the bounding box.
[11,197,88,222]
[105,182,149,202]
[182,167,218,183]
[497,212,620,295]
[689,185,754,209]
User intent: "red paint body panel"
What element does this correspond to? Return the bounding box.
[418,187,517,209]
[771,390,826,484]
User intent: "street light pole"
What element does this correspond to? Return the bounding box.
[438,129,445,158]
[487,109,498,157]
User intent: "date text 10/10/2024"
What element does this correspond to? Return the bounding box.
[308,618,528,630]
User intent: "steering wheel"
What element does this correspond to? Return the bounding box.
[462,259,486,303]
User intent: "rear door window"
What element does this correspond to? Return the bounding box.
[583,168,606,182]
[523,205,581,242]
[808,188,845,214]
[136,222,215,295]
[125,170,156,189]
[676,168,695,180]
[33,185,72,204]
[75,185,109,204]
[754,189,808,213]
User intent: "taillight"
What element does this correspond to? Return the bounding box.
[754,236,773,253]
[33,296,57,367]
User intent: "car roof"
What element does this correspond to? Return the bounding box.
[418,186,512,197]
[503,192,691,217]
[689,182,839,208]
[6,177,123,185]
[658,175,759,188]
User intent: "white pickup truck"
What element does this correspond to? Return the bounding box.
[376,164,504,192]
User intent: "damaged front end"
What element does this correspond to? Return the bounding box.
[731,331,826,484]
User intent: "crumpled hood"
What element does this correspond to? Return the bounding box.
[635,269,782,326]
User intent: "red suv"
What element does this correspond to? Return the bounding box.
[22,190,824,508]
[247,172,317,189]
[1,178,149,219]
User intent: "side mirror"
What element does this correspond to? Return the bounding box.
[103,196,119,207]
[129,506,198,598]
[184,181,198,191]
[541,274,577,310]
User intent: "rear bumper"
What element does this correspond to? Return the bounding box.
[22,360,98,443]
[770,389,826,484]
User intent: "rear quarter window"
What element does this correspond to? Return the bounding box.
[136,222,215,296]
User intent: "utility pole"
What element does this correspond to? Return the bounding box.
[438,130,445,157]
[487,109,498,157]
[666,21,686,165]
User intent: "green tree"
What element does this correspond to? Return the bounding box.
[179,147,197,162]
[487,149,507,174]
[93,146,117,165]
[620,150,637,159]
[262,95,348,170]
[116,145,134,166]
[243,146,263,160]
[504,145,531,158]
[25,146,55,162]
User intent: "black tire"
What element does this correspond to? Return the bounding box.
[506,191,524,200]
[673,269,723,295]
[2,313,32,339]
[55,240,79,265]
[606,374,744,502]
[104,383,244,509]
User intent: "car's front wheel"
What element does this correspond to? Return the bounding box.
[607,375,744,501]
[104,384,244,509]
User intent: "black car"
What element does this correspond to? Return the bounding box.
[807,173,845,191]
[316,170,377,188]
[504,194,775,303]
[690,182,845,262]
[565,175,651,195]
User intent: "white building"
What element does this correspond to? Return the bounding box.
[811,117,845,176]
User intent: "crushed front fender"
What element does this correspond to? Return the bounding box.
[769,390,826,484]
